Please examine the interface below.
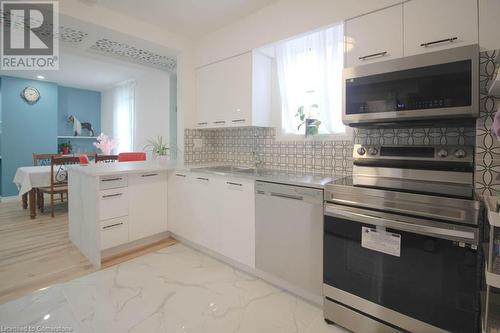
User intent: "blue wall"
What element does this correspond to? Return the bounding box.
[0,79,101,196]
[57,86,101,153]
[1,76,58,196]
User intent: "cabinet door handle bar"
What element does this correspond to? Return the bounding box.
[103,222,124,230]
[142,173,158,177]
[102,193,123,199]
[227,182,242,186]
[420,37,457,47]
[102,177,122,182]
[232,119,246,123]
[175,173,187,177]
[358,51,387,60]
[196,177,209,181]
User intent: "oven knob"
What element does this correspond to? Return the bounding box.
[437,149,448,158]
[455,149,466,159]
[368,147,378,156]
[357,147,366,156]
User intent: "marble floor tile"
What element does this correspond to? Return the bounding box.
[0,243,347,333]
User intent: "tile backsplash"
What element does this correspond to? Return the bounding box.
[184,125,475,176]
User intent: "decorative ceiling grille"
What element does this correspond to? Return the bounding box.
[90,38,176,72]
[59,26,89,44]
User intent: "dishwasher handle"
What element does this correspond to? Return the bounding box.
[270,192,303,201]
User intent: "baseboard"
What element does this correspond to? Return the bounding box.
[0,196,20,203]
[101,231,172,260]
[170,232,322,307]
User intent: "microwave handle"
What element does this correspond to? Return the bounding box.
[324,204,476,243]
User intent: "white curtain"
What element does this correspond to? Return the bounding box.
[113,80,136,153]
[276,23,344,135]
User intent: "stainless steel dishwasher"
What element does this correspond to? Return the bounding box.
[255,181,323,303]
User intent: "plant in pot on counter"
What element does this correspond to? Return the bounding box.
[59,141,72,155]
[144,136,169,162]
[295,104,322,137]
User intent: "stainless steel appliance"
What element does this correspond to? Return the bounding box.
[323,144,481,333]
[343,44,479,126]
[256,181,323,304]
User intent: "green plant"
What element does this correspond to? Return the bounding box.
[59,141,72,152]
[295,105,321,136]
[144,136,169,157]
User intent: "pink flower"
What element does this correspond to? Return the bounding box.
[93,133,119,155]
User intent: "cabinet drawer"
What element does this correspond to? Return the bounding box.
[99,188,128,220]
[100,216,129,250]
[99,174,128,190]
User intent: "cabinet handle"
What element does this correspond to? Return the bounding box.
[141,173,158,177]
[102,193,123,199]
[102,177,122,182]
[213,121,226,124]
[420,37,457,47]
[227,181,242,186]
[270,192,303,201]
[232,119,246,123]
[196,177,209,181]
[197,122,208,126]
[358,51,388,60]
[103,222,124,230]
[175,173,187,177]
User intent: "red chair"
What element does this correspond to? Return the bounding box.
[118,152,147,162]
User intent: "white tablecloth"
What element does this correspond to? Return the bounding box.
[13,166,51,196]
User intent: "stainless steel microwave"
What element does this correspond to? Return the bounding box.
[342,44,479,126]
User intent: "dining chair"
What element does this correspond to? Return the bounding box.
[38,156,80,217]
[118,152,146,162]
[33,153,63,210]
[33,153,61,166]
[95,154,119,163]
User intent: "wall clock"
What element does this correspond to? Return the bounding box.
[21,86,41,105]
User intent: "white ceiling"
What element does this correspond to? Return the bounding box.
[87,0,279,38]
[0,48,160,91]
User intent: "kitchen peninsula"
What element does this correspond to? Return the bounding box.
[68,161,173,268]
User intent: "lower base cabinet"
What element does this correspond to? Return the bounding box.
[167,171,255,268]
[128,172,168,241]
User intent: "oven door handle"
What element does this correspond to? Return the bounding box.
[325,205,477,243]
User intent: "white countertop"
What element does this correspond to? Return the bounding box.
[67,160,180,177]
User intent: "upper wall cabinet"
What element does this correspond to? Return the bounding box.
[479,0,500,51]
[195,51,272,129]
[344,4,403,68]
[403,0,478,56]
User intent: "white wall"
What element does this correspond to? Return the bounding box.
[101,69,171,158]
[60,0,195,163]
[194,0,401,67]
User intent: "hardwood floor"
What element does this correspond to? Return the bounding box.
[0,199,176,304]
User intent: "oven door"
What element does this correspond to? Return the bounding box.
[324,203,480,333]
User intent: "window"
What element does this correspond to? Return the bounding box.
[275,24,345,138]
[113,80,136,152]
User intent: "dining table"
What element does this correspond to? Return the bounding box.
[13,165,51,219]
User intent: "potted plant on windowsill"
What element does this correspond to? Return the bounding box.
[59,142,72,155]
[296,104,322,137]
[144,136,169,164]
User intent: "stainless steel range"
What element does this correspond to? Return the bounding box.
[323,144,481,333]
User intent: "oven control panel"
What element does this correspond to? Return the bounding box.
[353,144,473,163]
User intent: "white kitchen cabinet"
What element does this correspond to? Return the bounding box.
[479,0,500,51]
[403,0,478,56]
[216,177,255,268]
[195,51,271,129]
[167,171,190,238]
[128,171,168,241]
[189,173,221,250]
[344,4,403,68]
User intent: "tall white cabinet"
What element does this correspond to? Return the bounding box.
[195,51,272,129]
